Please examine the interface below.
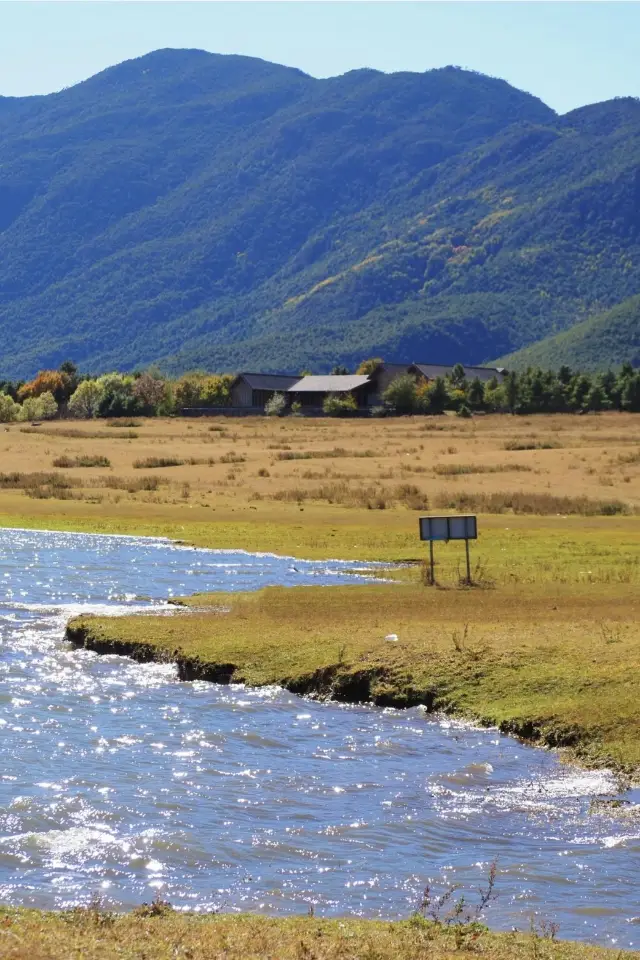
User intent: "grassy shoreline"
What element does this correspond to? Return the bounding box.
[66,572,640,779]
[2,908,637,960]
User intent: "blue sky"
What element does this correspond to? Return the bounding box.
[1,1,639,113]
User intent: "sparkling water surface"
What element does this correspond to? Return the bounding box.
[0,527,638,945]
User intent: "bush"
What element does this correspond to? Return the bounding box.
[53,455,111,468]
[323,393,357,416]
[290,400,302,416]
[382,375,417,415]
[456,403,472,418]
[133,457,185,469]
[264,393,287,417]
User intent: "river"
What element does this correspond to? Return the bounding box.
[0,527,638,945]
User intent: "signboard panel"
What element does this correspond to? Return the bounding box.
[419,515,477,542]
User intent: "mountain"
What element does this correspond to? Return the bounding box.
[500,294,640,371]
[0,48,639,377]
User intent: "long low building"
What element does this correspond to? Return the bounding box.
[225,363,506,413]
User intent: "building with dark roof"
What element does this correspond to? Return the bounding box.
[230,372,300,409]
[410,363,505,384]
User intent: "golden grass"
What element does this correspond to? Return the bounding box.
[0,411,638,558]
[1,908,633,960]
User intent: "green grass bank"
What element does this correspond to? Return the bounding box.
[68,566,640,778]
[1,907,637,960]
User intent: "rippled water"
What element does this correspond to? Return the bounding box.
[0,527,638,945]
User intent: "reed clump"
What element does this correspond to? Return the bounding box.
[52,454,111,468]
[133,456,185,469]
[434,490,629,516]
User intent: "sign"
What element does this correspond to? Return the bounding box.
[419,515,477,542]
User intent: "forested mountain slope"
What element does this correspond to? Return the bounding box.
[502,295,640,371]
[0,49,639,376]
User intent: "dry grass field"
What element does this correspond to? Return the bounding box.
[0,411,639,566]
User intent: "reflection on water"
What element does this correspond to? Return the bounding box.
[0,528,638,946]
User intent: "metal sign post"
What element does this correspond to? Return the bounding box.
[419,515,478,585]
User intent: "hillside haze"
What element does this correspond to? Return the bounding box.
[0,48,639,377]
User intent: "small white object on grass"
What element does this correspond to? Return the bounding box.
[384,633,398,643]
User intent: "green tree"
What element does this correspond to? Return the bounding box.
[621,373,640,412]
[417,376,448,414]
[68,380,104,419]
[449,363,467,388]
[569,374,592,412]
[467,377,485,410]
[0,393,19,422]
[504,372,519,413]
[97,373,141,418]
[585,381,609,412]
[382,374,417,414]
[38,392,59,420]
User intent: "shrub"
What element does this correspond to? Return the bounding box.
[220,452,246,464]
[264,393,287,417]
[53,455,111,468]
[133,457,185,469]
[290,400,303,416]
[433,490,629,516]
[100,475,165,492]
[322,393,357,416]
[456,403,472,418]
[382,375,417,415]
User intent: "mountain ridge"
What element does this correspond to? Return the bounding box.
[0,49,638,377]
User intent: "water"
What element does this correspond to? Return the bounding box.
[0,527,638,946]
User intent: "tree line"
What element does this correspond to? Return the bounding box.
[0,360,638,422]
[376,363,640,417]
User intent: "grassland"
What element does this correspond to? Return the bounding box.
[0,411,639,560]
[2,907,636,960]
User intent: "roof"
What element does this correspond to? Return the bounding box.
[411,363,505,383]
[234,373,300,391]
[288,375,371,393]
[378,363,411,375]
